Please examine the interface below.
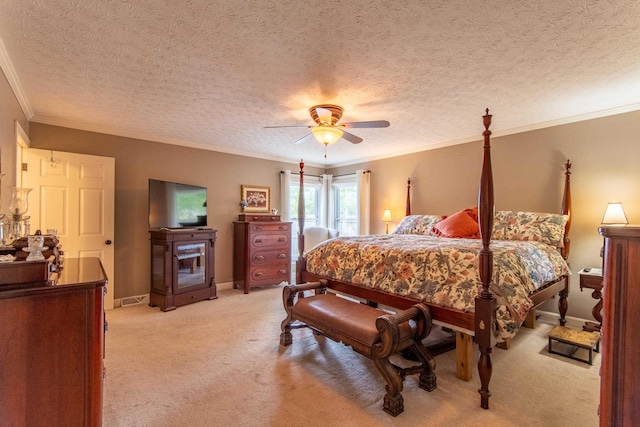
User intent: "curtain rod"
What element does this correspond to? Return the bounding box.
[279,170,370,178]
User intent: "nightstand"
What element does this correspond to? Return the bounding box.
[579,267,603,332]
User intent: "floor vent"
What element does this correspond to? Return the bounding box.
[120,294,149,307]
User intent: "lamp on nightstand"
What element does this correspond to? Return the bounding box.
[601,201,628,226]
[382,209,392,234]
[600,201,628,260]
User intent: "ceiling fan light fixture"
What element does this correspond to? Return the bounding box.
[311,126,343,145]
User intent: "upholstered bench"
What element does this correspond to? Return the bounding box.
[279,281,437,416]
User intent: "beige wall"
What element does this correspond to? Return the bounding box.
[334,110,640,320]
[28,123,323,299]
[29,110,640,320]
[7,52,638,321]
[0,68,29,209]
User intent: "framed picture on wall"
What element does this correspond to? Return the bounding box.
[241,185,270,213]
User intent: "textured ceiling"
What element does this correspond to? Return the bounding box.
[1,0,639,167]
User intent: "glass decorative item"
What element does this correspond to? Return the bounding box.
[9,187,32,218]
[24,235,47,261]
[8,187,32,239]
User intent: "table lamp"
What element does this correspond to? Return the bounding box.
[601,201,628,226]
[600,201,628,263]
[382,209,392,234]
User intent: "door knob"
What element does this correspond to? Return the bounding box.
[105,240,112,245]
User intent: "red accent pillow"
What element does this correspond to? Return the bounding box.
[432,207,480,238]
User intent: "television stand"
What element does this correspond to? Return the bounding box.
[149,228,217,311]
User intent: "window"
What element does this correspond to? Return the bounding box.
[332,176,358,236]
[283,170,368,248]
[288,177,322,256]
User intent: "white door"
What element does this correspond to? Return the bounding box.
[24,148,115,309]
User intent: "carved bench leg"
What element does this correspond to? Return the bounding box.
[280,323,293,346]
[280,286,296,346]
[409,342,437,392]
[280,281,328,347]
[373,356,404,417]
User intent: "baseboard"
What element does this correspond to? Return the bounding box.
[216,281,234,290]
[115,282,236,308]
[536,309,591,330]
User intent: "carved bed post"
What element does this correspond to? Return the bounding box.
[558,160,572,325]
[295,159,305,284]
[476,108,497,410]
[406,178,411,216]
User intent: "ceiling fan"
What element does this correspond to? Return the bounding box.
[265,104,390,146]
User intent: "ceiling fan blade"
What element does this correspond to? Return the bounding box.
[341,130,363,144]
[294,133,315,145]
[340,120,390,129]
[316,107,333,124]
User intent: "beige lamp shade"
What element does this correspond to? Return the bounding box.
[601,201,628,225]
[311,126,343,145]
[382,209,392,234]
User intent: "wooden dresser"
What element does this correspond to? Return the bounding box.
[233,214,291,293]
[0,257,107,426]
[599,226,640,426]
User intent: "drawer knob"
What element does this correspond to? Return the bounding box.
[278,269,287,274]
[256,226,264,230]
[255,238,263,243]
[256,272,264,277]
[278,238,285,242]
[278,253,286,259]
[256,255,265,260]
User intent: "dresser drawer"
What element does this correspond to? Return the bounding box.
[251,233,289,247]
[250,264,290,284]
[238,214,281,222]
[580,272,603,289]
[251,223,290,233]
[251,249,290,264]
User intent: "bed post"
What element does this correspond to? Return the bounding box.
[558,160,572,325]
[476,108,497,410]
[296,159,305,284]
[406,178,411,216]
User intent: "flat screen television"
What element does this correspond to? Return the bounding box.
[148,179,207,229]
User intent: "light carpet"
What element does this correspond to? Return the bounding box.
[103,286,600,426]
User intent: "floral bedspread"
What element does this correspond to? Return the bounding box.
[305,234,570,341]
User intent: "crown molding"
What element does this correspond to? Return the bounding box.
[0,37,33,119]
[327,104,640,168]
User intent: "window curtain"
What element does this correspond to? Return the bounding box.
[320,174,333,228]
[280,170,292,221]
[356,170,370,235]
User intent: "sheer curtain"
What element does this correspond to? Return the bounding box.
[320,174,333,228]
[356,170,370,235]
[280,170,292,221]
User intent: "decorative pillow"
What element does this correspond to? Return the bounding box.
[492,211,569,247]
[392,215,446,235]
[431,207,480,238]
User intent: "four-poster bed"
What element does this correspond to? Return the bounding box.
[286,109,572,409]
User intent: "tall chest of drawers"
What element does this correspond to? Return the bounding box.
[233,214,292,293]
[598,226,640,426]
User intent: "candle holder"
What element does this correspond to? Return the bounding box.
[7,187,32,240]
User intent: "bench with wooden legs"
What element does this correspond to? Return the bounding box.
[279,281,437,416]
